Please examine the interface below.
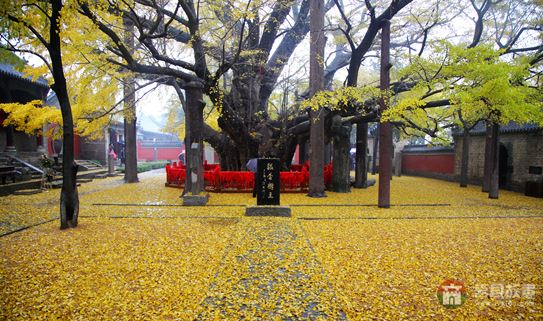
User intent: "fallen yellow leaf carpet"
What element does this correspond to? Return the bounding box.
[0,169,541,320]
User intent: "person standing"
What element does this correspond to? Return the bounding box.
[108,144,117,174]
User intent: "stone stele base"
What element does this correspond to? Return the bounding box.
[182,194,209,206]
[245,206,292,217]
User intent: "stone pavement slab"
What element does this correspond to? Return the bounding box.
[197,218,347,320]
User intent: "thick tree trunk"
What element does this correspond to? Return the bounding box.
[331,115,351,192]
[183,83,206,195]
[308,109,327,196]
[378,20,392,208]
[482,122,492,192]
[50,0,78,229]
[489,123,500,199]
[372,125,379,175]
[459,127,470,187]
[124,112,138,182]
[378,121,392,207]
[354,123,368,188]
[123,17,138,183]
[219,152,236,171]
[216,146,240,171]
[308,0,326,197]
[202,125,240,171]
[345,44,369,188]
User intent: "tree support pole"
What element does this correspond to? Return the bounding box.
[308,0,326,197]
[459,127,470,187]
[331,115,351,192]
[371,125,379,175]
[378,20,392,208]
[482,121,492,192]
[123,17,139,183]
[183,82,206,196]
[354,123,368,188]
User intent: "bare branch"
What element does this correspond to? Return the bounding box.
[0,35,53,72]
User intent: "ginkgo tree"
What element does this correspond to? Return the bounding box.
[75,0,428,176]
[2,0,540,204]
[385,42,543,198]
[0,0,124,228]
[0,0,81,228]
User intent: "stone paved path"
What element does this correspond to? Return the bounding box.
[197,218,347,320]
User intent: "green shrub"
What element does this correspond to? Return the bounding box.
[116,161,169,173]
[136,161,169,173]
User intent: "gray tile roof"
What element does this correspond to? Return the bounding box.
[0,63,49,89]
[402,145,455,153]
[452,121,541,136]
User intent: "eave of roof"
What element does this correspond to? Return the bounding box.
[451,121,541,136]
[401,145,455,153]
[0,63,49,89]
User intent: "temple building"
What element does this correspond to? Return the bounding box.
[400,121,543,196]
[0,63,49,155]
[452,121,543,193]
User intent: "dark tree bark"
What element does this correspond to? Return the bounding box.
[308,0,326,197]
[259,0,312,110]
[459,127,471,187]
[372,125,379,175]
[331,115,351,192]
[203,125,240,171]
[298,136,308,164]
[308,110,327,196]
[338,0,413,189]
[378,20,392,209]
[123,17,139,183]
[123,106,138,183]
[80,0,418,173]
[468,0,492,48]
[488,123,500,199]
[482,122,492,192]
[50,0,79,229]
[344,0,413,87]
[183,83,206,195]
[354,123,368,187]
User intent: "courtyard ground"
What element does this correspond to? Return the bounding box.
[1,169,542,320]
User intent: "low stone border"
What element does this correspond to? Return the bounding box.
[245,206,292,217]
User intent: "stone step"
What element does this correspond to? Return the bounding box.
[0,167,107,195]
[50,181,82,189]
[12,189,42,195]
